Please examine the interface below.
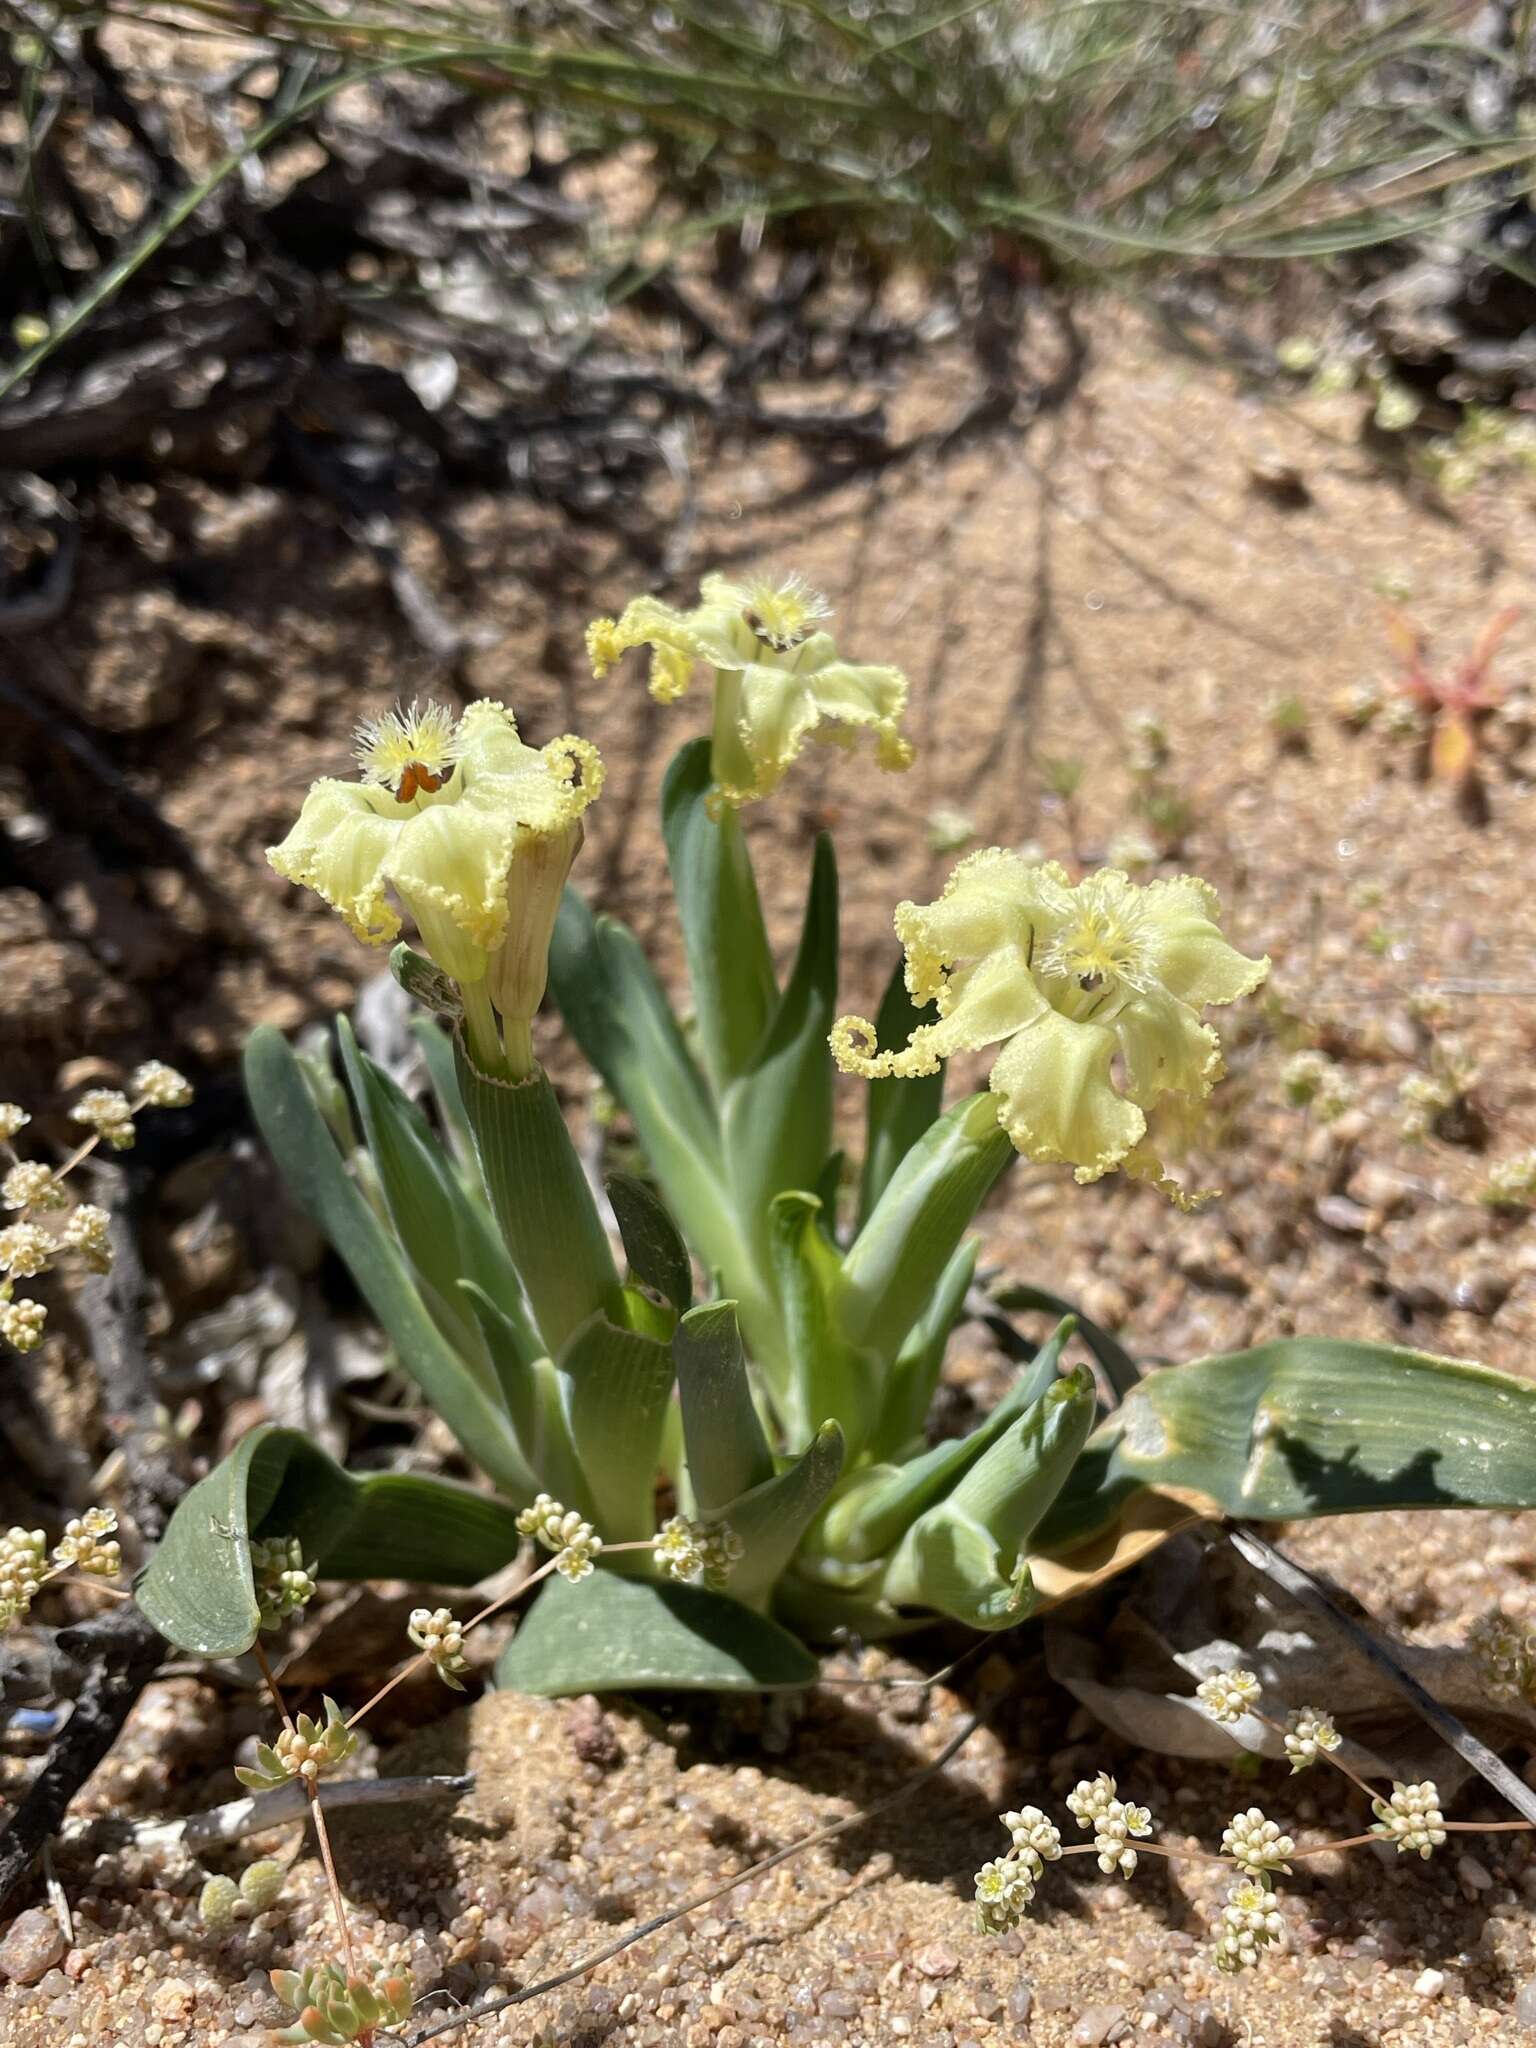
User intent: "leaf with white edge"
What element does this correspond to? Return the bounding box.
[137,1424,525,1658]
[607,1171,693,1314]
[1034,1338,1536,1562]
[496,1568,819,1695]
[673,1301,774,1513]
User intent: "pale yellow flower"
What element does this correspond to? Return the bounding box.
[267,701,602,986]
[588,571,912,807]
[831,855,1267,1203]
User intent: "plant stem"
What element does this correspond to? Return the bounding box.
[252,1641,354,1975]
[460,980,507,1078]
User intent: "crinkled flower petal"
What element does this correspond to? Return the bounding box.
[267,780,403,945]
[1112,990,1223,1109]
[832,943,1048,1080]
[1144,876,1270,1008]
[989,1008,1147,1183]
[895,850,1057,1003]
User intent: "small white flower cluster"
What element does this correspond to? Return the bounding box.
[516,1493,603,1581]
[1196,1667,1262,1725]
[0,1067,191,1352]
[1214,1879,1285,1974]
[251,1534,318,1631]
[972,1806,1064,1933]
[1220,1806,1294,1876]
[1066,1772,1154,1877]
[2,1161,65,1212]
[1484,1151,1536,1211]
[1370,1780,1446,1859]
[52,1506,121,1577]
[132,1060,195,1109]
[198,1859,286,1931]
[70,1088,137,1150]
[235,1697,357,1791]
[1283,1705,1342,1772]
[652,1513,745,1592]
[1398,1046,1475,1142]
[0,1527,47,1629]
[1467,1610,1536,1704]
[408,1605,469,1690]
[1125,709,1170,776]
[1280,1050,1352,1123]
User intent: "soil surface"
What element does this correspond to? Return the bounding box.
[6,304,1536,2046]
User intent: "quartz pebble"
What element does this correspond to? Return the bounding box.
[0,1908,67,1986]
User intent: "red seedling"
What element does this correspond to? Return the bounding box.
[1383,604,1519,790]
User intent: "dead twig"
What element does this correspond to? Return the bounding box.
[1227,1524,1536,1826]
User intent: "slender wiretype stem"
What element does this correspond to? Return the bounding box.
[1250,1705,1380,1805]
[252,1641,355,1975]
[345,1543,655,1730]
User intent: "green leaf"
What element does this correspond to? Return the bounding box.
[870,1238,980,1461]
[337,1018,515,1385]
[460,1282,586,1514]
[244,1027,533,1499]
[816,1319,1076,1563]
[857,955,945,1229]
[1035,1339,1536,1559]
[661,736,778,1092]
[881,1366,1095,1628]
[994,1280,1140,1400]
[723,1421,846,1605]
[767,1191,876,1452]
[137,1424,524,1658]
[556,1311,676,1540]
[673,1301,774,1513]
[454,1039,622,1356]
[607,1171,693,1313]
[839,1091,1012,1368]
[496,1568,819,1695]
[409,1014,476,1172]
[718,833,838,1253]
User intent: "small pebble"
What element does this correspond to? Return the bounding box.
[1072,2005,1127,2046]
[1413,1968,1446,1998]
[0,1908,68,1986]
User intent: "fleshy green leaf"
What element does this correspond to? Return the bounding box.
[718,832,838,1258]
[673,1301,774,1513]
[337,1017,528,1386]
[607,1171,694,1314]
[721,1421,846,1605]
[993,1280,1140,1400]
[870,1238,980,1461]
[814,1319,1077,1563]
[857,954,945,1229]
[556,1311,676,1541]
[1035,1339,1536,1560]
[137,1424,525,1658]
[767,1191,875,1452]
[460,1282,586,1515]
[880,1366,1095,1628]
[662,736,778,1092]
[496,1568,819,1695]
[839,1091,1012,1369]
[454,1039,622,1356]
[244,1026,532,1498]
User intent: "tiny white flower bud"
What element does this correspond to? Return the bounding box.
[1370,1781,1446,1859]
[1220,1807,1294,1876]
[1196,1668,1262,1726]
[69,1089,137,1149]
[0,1104,30,1142]
[131,1060,194,1108]
[59,1204,113,1273]
[0,1222,54,1279]
[2,1161,66,1212]
[1283,1706,1342,1772]
[0,1293,47,1352]
[1214,1878,1285,1972]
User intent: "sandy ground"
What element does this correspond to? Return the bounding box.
[5,302,1536,2044]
